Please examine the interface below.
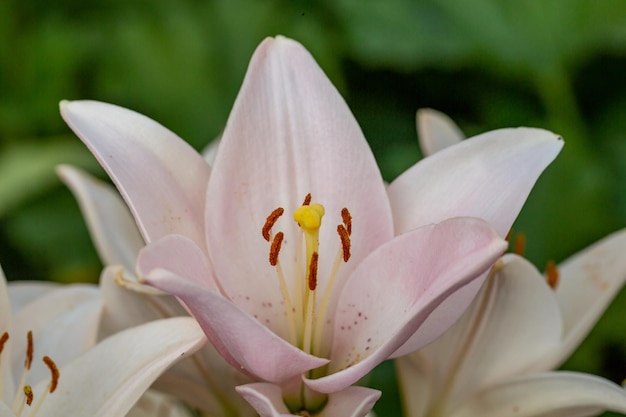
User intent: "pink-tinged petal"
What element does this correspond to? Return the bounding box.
[201,137,220,166]
[451,372,626,417]
[539,227,626,369]
[35,317,207,417]
[403,254,562,409]
[237,383,381,417]
[11,285,102,387]
[317,386,381,417]
[205,36,393,316]
[236,383,293,417]
[60,100,210,249]
[143,270,328,384]
[57,165,144,273]
[417,108,465,156]
[388,127,563,237]
[137,234,218,292]
[7,281,59,314]
[307,218,506,393]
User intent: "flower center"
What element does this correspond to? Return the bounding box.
[262,193,352,358]
[0,330,60,417]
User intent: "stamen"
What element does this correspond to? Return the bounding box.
[269,232,284,266]
[23,385,33,406]
[25,331,33,370]
[302,193,312,206]
[341,208,352,236]
[43,356,60,393]
[546,260,559,290]
[513,233,525,256]
[308,252,319,291]
[337,225,351,262]
[262,208,284,241]
[0,331,8,354]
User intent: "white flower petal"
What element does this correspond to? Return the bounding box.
[417,108,465,156]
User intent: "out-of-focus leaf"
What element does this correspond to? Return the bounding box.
[0,138,97,216]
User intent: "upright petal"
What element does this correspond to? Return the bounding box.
[35,317,207,417]
[307,218,507,393]
[60,100,210,249]
[451,372,626,417]
[537,227,626,369]
[205,36,393,320]
[388,127,563,237]
[57,165,144,273]
[417,108,464,156]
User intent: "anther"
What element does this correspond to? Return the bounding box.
[25,331,33,370]
[269,232,284,266]
[43,356,60,393]
[302,193,312,206]
[262,207,285,241]
[0,331,8,355]
[545,260,559,290]
[337,224,351,262]
[308,252,319,291]
[341,208,352,236]
[513,233,525,256]
[24,385,33,406]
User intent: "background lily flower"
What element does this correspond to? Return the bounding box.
[57,165,256,417]
[60,36,561,415]
[396,230,626,417]
[0,266,207,417]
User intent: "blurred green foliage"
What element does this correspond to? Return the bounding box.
[1,0,626,415]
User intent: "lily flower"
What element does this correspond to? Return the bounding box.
[395,108,626,417]
[0,266,206,417]
[60,36,561,415]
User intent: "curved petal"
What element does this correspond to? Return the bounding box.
[137,234,218,292]
[0,267,13,401]
[307,217,507,393]
[57,165,144,273]
[60,100,210,249]
[544,227,626,369]
[35,317,207,417]
[405,255,562,407]
[11,285,102,387]
[236,383,293,417]
[395,354,435,417]
[205,36,393,321]
[388,127,563,237]
[417,108,464,156]
[143,269,328,384]
[236,383,380,417]
[451,372,626,417]
[0,267,11,334]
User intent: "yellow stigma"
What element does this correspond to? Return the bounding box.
[294,203,325,231]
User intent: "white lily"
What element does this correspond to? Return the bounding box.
[395,109,626,417]
[0,266,206,417]
[57,165,255,417]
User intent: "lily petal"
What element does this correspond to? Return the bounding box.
[417,108,465,156]
[35,317,207,417]
[127,390,195,417]
[143,270,329,384]
[10,285,102,387]
[0,267,13,401]
[60,100,211,249]
[205,36,393,320]
[236,383,380,417]
[57,165,144,273]
[7,281,59,314]
[307,217,507,393]
[388,127,563,237]
[402,254,562,409]
[451,372,626,417]
[540,227,626,369]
